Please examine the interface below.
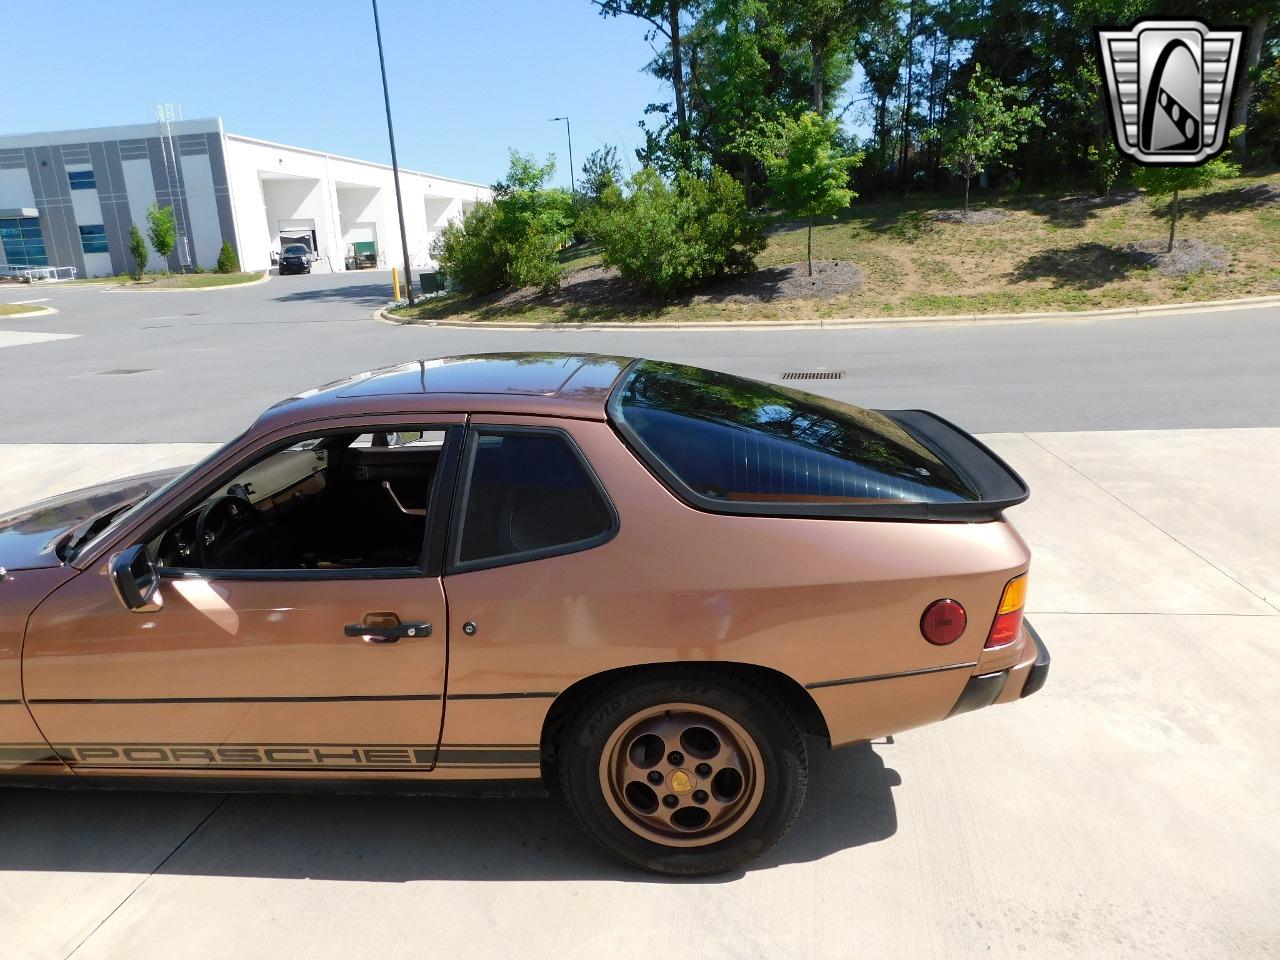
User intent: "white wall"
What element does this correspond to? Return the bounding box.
[180,153,224,270]
[222,133,490,273]
[120,157,168,272]
[0,168,35,209]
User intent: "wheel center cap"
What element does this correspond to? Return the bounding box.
[669,769,694,794]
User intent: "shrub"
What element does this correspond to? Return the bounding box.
[433,201,504,293]
[126,225,148,280]
[216,241,239,274]
[1088,140,1122,197]
[591,167,764,295]
[431,150,574,294]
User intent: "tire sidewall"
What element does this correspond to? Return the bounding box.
[563,674,805,875]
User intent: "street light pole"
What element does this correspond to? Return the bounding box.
[372,0,414,306]
[550,116,574,194]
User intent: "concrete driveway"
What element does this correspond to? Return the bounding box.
[2,427,1276,960]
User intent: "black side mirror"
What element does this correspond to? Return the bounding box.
[109,544,162,613]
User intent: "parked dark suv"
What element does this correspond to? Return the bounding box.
[279,243,312,275]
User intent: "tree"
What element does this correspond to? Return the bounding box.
[745,111,861,275]
[855,5,908,177]
[126,225,148,280]
[1087,140,1122,197]
[594,1,693,135]
[783,0,866,115]
[581,145,624,202]
[216,241,240,274]
[145,203,177,274]
[1130,152,1241,253]
[928,65,1042,212]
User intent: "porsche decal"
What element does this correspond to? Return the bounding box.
[0,743,540,770]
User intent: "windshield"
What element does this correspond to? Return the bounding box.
[70,436,240,562]
[282,245,309,256]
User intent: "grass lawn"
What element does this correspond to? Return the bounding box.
[395,169,1280,325]
[71,271,265,289]
[0,302,45,316]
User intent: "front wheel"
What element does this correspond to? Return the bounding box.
[558,670,807,876]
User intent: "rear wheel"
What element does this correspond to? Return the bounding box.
[558,670,807,875]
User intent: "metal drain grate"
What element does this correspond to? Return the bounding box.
[95,368,152,376]
[780,370,843,380]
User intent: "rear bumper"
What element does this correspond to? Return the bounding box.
[947,619,1050,717]
[1020,621,1051,699]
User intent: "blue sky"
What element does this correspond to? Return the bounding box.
[5,0,668,189]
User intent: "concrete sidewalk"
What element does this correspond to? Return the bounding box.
[1,429,1277,959]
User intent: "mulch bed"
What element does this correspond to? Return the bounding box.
[930,208,1009,225]
[1120,238,1230,277]
[476,259,864,312]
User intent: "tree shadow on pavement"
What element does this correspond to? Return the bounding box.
[0,740,898,884]
[271,284,392,306]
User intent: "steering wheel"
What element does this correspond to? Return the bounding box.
[192,493,266,568]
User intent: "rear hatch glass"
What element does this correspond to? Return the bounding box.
[609,361,980,508]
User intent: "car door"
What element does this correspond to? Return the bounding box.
[436,417,622,763]
[21,419,462,780]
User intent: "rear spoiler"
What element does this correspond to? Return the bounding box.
[875,409,1030,518]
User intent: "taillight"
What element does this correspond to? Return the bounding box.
[985,573,1027,648]
[920,599,967,645]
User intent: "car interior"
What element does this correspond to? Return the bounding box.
[456,432,613,563]
[153,430,444,571]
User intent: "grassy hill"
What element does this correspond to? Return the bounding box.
[397,169,1280,325]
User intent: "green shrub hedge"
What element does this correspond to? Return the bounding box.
[590,167,764,295]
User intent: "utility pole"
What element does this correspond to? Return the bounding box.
[549,116,574,194]
[372,0,414,305]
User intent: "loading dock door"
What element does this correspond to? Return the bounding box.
[277,219,317,257]
[344,223,378,269]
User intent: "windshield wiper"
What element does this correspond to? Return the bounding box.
[59,501,139,563]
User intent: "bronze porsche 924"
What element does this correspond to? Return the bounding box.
[0,354,1047,875]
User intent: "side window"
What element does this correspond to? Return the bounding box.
[456,430,614,566]
[154,428,448,573]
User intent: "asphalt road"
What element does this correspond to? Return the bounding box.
[2,270,1279,442]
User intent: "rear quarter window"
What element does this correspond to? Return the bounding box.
[609,361,977,508]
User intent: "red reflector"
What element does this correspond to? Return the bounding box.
[986,609,1024,648]
[920,599,967,645]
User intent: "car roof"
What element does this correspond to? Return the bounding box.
[253,353,636,433]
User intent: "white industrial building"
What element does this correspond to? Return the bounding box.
[0,117,490,278]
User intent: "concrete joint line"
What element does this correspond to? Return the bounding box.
[61,794,230,959]
[1022,433,1280,615]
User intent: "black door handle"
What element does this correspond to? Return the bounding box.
[344,621,432,643]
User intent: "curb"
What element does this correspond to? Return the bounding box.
[374,292,1280,332]
[0,305,59,319]
[99,271,271,293]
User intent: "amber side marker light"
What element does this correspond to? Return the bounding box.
[920,598,967,645]
[986,574,1028,649]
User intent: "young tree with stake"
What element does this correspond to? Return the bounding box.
[745,112,861,276]
[1131,150,1241,253]
[146,203,177,275]
[928,66,1042,213]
